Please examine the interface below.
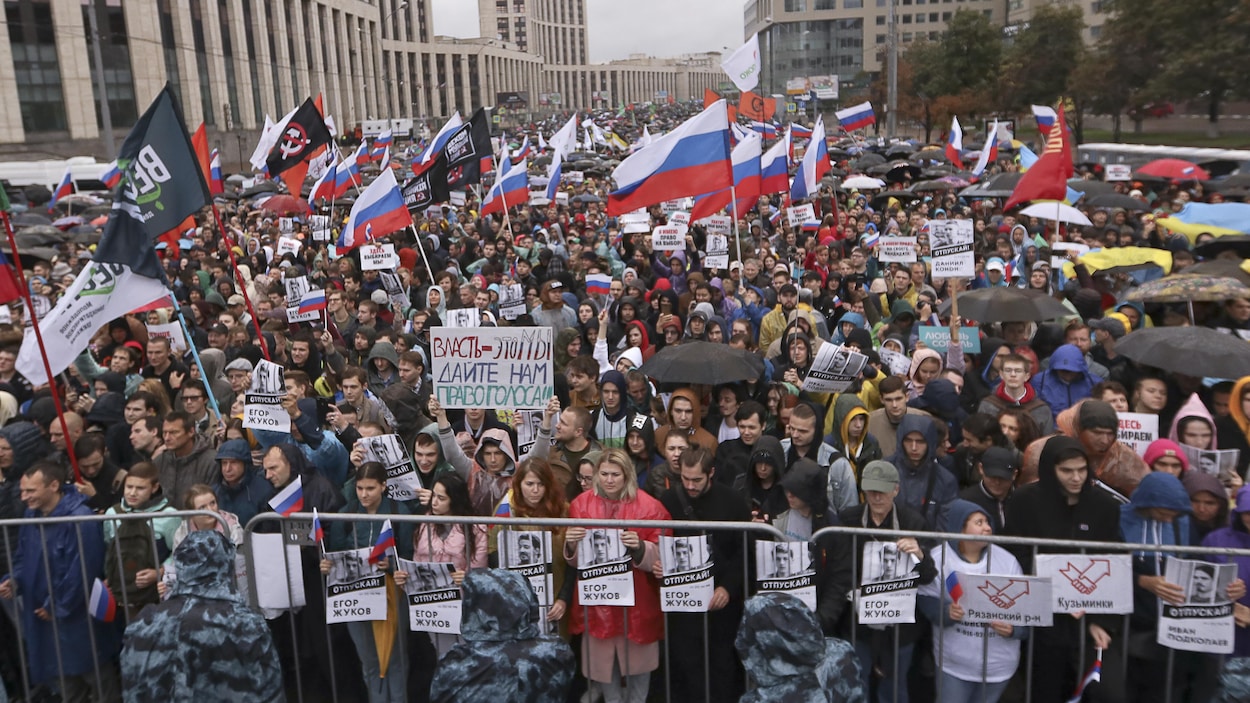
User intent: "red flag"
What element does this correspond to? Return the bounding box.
[191,123,212,189]
[1004,104,1074,211]
[0,250,22,305]
[738,91,775,122]
[703,89,720,109]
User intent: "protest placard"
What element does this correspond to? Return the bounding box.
[243,359,289,432]
[669,212,691,228]
[802,344,868,394]
[1117,412,1159,456]
[1035,554,1134,614]
[431,327,552,409]
[249,533,305,609]
[651,225,686,251]
[324,547,388,623]
[309,215,331,242]
[360,243,400,271]
[528,191,550,206]
[449,190,466,206]
[145,321,187,354]
[513,409,544,456]
[929,220,974,278]
[952,573,1053,626]
[855,542,919,625]
[1157,557,1237,654]
[786,204,816,228]
[1180,445,1241,483]
[918,325,981,353]
[620,211,650,234]
[380,271,411,311]
[702,215,732,237]
[659,535,714,612]
[555,191,569,206]
[705,234,730,269]
[286,303,322,324]
[397,559,462,634]
[565,171,584,184]
[278,217,295,234]
[661,198,692,214]
[1106,164,1132,182]
[361,434,420,501]
[755,541,816,611]
[443,308,478,328]
[577,529,635,606]
[878,237,917,264]
[499,283,526,321]
[284,275,312,303]
[275,237,301,258]
[499,530,554,607]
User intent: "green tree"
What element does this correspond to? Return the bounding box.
[997,6,1085,115]
[1069,0,1160,142]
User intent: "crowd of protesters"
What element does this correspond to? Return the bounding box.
[0,100,1249,703]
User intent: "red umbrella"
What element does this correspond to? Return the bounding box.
[1136,158,1210,181]
[259,194,309,215]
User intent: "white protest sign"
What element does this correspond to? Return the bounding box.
[325,547,388,623]
[1106,164,1132,182]
[286,304,322,324]
[443,308,479,328]
[278,217,295,234]
[755,542,816,611]
[556,191,569,207]
[878,237,917,264]
[499,530,554,607]
[361,434,420,502]
[621,214,651,234]
[786,204,817,228]
[929,219,975,278]
[398,559,462,634]
[1035,554,1134,614]
[659,535,714,613]
[1051,241,1090,269]
[577,529,635,606]
[565,171,584,184]
[243,359,290,432]
[499,283,526,321]
[276,237,302,257]
[661,198,692,214]
[360,243,400,271]
[1157,557,1237,654]
[431,327,553,409]
[669,212,691,228]
[802,344,868,394]
[705,234,730,269]
[284,275,312,303]
[1117,412,1159,456]
[145,322,188,354]
[380,271,411,311]
[309,215,331,242]
[702,215,732,237]
[651,225,686,251]
[855,542,919,625]
[952,573,1053,626]
[449,190,467,206]
[249,532,306,609]
[528,191,550,206]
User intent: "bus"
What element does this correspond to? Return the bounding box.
[0,157,111,192]
[1077,143,1250,178]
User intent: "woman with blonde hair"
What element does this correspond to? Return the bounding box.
[565,448,670,703]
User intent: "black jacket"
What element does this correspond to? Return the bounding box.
[659,482,752,602]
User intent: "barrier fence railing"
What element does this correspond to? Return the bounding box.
[3,509,1248,703]
[0,510,228,703]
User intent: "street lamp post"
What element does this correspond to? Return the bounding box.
[886,0,898,137]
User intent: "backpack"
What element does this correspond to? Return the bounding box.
[105,507,171,608]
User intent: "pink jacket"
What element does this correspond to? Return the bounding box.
[413,523,489,572]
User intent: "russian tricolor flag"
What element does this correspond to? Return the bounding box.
[862,229,881,250]
[334,148,364,197]
[545,149,564,201]
[209,149,224,195]
[353,140,371,169]
[760,136,789,195]
[420,112,464,164]
[945,570,963,603]
[790,124,813,139]
[269,475,304,517]
[100,161,123,190]
[691,130,762,221]
[310,156,339,204]
[311,508,325,545]
[835,102,876,132]
[790,116,830,202]
[750,121,778,138]
[607,100,732,216]
[481,161,530,217]
[89,578,116,623]
[368,519,396,564]
[299,288,328,314]
[48,168,74,212]
[1065,651,1102,703]
[338,169,411,251]
[586,273,612,296]
[945,117,965,170]
[370,129,393,161]
[511,136,532,165]
[1032,104,1057,139]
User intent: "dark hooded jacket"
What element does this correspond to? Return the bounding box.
[1183,471,1229,543]
[430,569,575,703]
[1031,344,1096,420]
[121,531,283,702]
[735,592,866,703]
[214,439,274,527]
[888,414,959,530]
[254,443,345,526]
[1120,472,1194,635]
[732,435,789,522]
[623,412,662,492]
[774,460,855,636]
[827,394,882,476]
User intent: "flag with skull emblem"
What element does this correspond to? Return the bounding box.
[266,97,333,197]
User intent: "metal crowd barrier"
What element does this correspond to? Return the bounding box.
[0,510,228,703]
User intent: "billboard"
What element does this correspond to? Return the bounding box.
[809,75,838,100]
[496,91,529,110]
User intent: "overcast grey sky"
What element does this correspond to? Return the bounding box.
[431,0,744,63]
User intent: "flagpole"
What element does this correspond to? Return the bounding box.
[0,211,82,482]
[410,225,437,283]
[730,184,743,265]
[208,203,271,360]
[170,298,222,424]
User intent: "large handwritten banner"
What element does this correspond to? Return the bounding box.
[431,327,553,409]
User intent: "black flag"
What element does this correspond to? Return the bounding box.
[443,108,493,192]
[266,98,333,195]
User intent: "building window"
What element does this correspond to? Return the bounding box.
[845,0,863,7]
[815,0,836,8]
[1089,24,1102,37]
[785,0,806,10]
[189,0,215,125]
[902,13,911,22]
[876,33,886,43]
[82,0,138,129]
[6,0,67,133]
[876,15,885,24]
[943,12,951,20]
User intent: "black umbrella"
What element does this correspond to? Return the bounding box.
[11,212,52,227]
[214,192,241,202]
[14,225,64,247]
[937,287,1072,323]
[572,194,603,204]
[569,160,598,171]
[0,245,58,263]
[68,226,102,245]
[1195,234,1250,260]
[885,162,923,182]
[240,181,280,198]
[910,148,948,163]
[1067,179,1115,197]
[638,341,764,385]
[1117,326,1250,378]
[853,153,887,171]
[1086,193,1148,211]
[910,180,956,193]
[1186,259,1250,285]
[885,144,916,157]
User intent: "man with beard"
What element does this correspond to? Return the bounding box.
[759,282,799,353]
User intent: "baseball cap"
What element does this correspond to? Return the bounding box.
[779,283,798,296]
[227,294,246,306]
[860,460,899,493]
[208,323,229,336]
[549,280,564,290]
[1031,261,1049,272]
[980,447,1018,480]
[773,263,790,275]
[1088,315,1127,340]
[986,258,1006,273]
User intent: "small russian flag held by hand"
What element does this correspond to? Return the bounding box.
[1065,649,1102,703]
[269,475,304,517]
[90,578,116,622]
[299,288,328,314]
[368,520,396,564]
[945,571,963,603]
[586,273,612,296]
[311,508,325,544]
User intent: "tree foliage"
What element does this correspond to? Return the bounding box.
[997,6,1085,112]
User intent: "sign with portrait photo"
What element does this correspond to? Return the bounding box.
[929,219,974,278]
[361,433,420,502]
[499,530,553,607]
[243,359,289,433]
[855,542,920,625]
[1157,557,1237,654]
[324,547,387,623]
[755,541,816,611]
[1180,445,1241,484]
[398,559,462,634]
[659,535,714,612]
[704,234,730,269]
[802,344,868,394]
[577,529,635,606]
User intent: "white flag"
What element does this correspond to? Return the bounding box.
[721,34,762,93]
